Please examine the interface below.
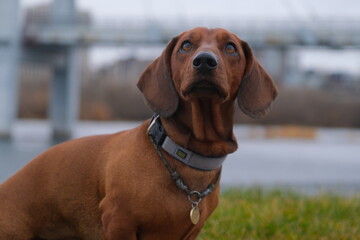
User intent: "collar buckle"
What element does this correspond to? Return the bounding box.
[147,114,167,146]
[147,114,159,134]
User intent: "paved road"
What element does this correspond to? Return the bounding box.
[1,120,360,194]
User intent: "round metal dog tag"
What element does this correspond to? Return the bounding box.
[190,206,200,224]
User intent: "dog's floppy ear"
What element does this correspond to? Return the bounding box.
[137,37,179,118]
[237,40,278,118]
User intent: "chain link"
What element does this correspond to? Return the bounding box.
[150,136,221,202]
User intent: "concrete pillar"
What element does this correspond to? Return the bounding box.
[282,47,302,87]
[0,0,20,139]
[51,0,76,25]
[257,47,285,84]
[50,0,79,140]
[256,46,302,87]
[50,48,79,140]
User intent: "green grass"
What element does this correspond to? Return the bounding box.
[198,188,360,240]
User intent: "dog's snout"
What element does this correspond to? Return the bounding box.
[192,52,218,72]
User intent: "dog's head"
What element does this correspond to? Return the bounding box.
[138,27,278,118]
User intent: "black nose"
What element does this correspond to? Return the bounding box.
[192,51,218,72]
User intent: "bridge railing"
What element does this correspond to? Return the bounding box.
[23,17,360,48]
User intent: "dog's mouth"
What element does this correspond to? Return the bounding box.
[183,80,227,99]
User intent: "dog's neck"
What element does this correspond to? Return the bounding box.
[161,98,238,157]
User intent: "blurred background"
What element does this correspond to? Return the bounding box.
[0,0,359,192]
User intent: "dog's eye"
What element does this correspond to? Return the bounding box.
[225,43,237,55]
[180,41,192,52]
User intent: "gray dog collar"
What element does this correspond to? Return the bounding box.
[147,115,226,171]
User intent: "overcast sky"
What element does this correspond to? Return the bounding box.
[22,0,360,21]
[20,0,360,75]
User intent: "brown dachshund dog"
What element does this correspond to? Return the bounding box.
[0,27,277,240]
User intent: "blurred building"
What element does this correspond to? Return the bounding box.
[20,2,91,119]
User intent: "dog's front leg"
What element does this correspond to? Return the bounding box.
[100,198,139,240]
[182,223,205,240]
[101,211,139,240]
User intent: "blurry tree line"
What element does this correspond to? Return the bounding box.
[18,57,360,128]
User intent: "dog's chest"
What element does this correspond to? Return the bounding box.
[130,188,217,239]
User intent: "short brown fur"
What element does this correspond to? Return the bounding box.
[0,27,277,240]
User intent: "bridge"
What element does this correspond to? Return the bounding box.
[1,0,360,140]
